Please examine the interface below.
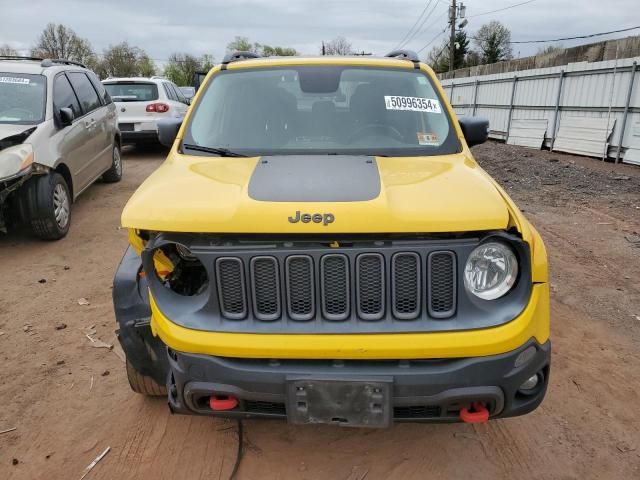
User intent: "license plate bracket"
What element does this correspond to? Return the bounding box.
[286,378,392,428]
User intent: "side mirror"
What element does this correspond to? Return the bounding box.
[59,107,74,127]
[458,116,489,147]
[157,118,183,148]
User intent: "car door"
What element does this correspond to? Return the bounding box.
[87,71,117,169]
[52,74,94,199]
[66,72,110,188]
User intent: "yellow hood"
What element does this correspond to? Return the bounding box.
[121,152,510,234]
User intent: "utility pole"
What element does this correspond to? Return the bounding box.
[449,1,466,72]
[449,0,456,72]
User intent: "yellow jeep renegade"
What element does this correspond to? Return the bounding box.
[113,51,550,427]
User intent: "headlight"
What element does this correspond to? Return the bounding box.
[0,144,33,180]
[464,242,518,300]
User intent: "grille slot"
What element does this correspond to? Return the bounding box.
[215,257,247,319]
[250,256,281,321]
[356,253,385,320]
[428,251,456,318]
[320,254,350,320]
[286,255,315,321]
[391,253,420,320]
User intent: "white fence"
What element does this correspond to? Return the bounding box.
[440,57,640,165]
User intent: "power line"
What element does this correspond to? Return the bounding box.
[403,9,449,54]
[416,26,449,54]
[508,25,640,44]
[393,0,436,50]
[467,0,537,18]
[397,2,443,50]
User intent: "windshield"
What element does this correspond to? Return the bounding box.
[0,73,46,124]
[103,82,159,102]
[184,66,460,156]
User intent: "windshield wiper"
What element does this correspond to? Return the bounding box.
[182,143,247,157]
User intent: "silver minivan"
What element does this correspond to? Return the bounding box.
[0,57,121,239]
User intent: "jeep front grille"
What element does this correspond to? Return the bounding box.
[212,250,457,323]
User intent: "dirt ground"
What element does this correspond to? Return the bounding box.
[1,142,639,480]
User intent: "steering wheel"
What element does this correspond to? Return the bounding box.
[0,107,35,120]
[348,124,403,144]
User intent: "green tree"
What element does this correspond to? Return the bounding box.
[473,21,513,64]
[261,45,297,57]
[0,44,18,56]
[138,54,156,77]
[426,40,450,73]
[31,23,96,65]
[200,54,215,70]
[164,53,203,86]
[453,29,470,70]
[95,42,150,78]
[226,36,260,53]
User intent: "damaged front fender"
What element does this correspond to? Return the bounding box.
[113,245,169,385]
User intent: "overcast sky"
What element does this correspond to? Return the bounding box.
[0,0,638,64]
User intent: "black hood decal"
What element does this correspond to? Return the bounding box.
[248,155,381,202]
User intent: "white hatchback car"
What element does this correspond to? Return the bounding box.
[102,77,189,145]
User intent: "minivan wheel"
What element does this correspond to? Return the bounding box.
[26,172,71,240]
[102,143,123,183]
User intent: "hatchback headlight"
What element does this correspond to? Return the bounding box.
[464,242,518,300]
[0,144,33,180]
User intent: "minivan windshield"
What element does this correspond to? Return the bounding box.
[183,66,460,156]
[0,73,46,124]
[103,82,159,102]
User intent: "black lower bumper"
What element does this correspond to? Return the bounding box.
[121,130,159,144]
[166,340,550,425]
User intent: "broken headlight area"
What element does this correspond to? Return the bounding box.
[0,144,34,182]
[149,242,209,297]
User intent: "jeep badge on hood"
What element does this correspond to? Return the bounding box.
[288,211,335,226]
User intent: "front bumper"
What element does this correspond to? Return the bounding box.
[167,339,550,424]
[114,246,550,424]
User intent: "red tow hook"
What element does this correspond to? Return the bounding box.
[209,395,238,411]
[460,402,490,423]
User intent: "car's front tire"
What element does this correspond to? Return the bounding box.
[24,172,72,240]
[101,143,123,183]
[126,358,167,396]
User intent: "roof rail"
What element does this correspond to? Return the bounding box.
[49,58,87,68]
[385,50,420,63]
[221,51,261,65]
[0,55,44,62]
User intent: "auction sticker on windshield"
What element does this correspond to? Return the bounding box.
[0,76,30,85]
[384,96,441,113]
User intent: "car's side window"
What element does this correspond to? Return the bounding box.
[67,72,102,114]
[53,74,82,119]
[163,82,177,101]
[87,71,111,105]
[172,83,188,104]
